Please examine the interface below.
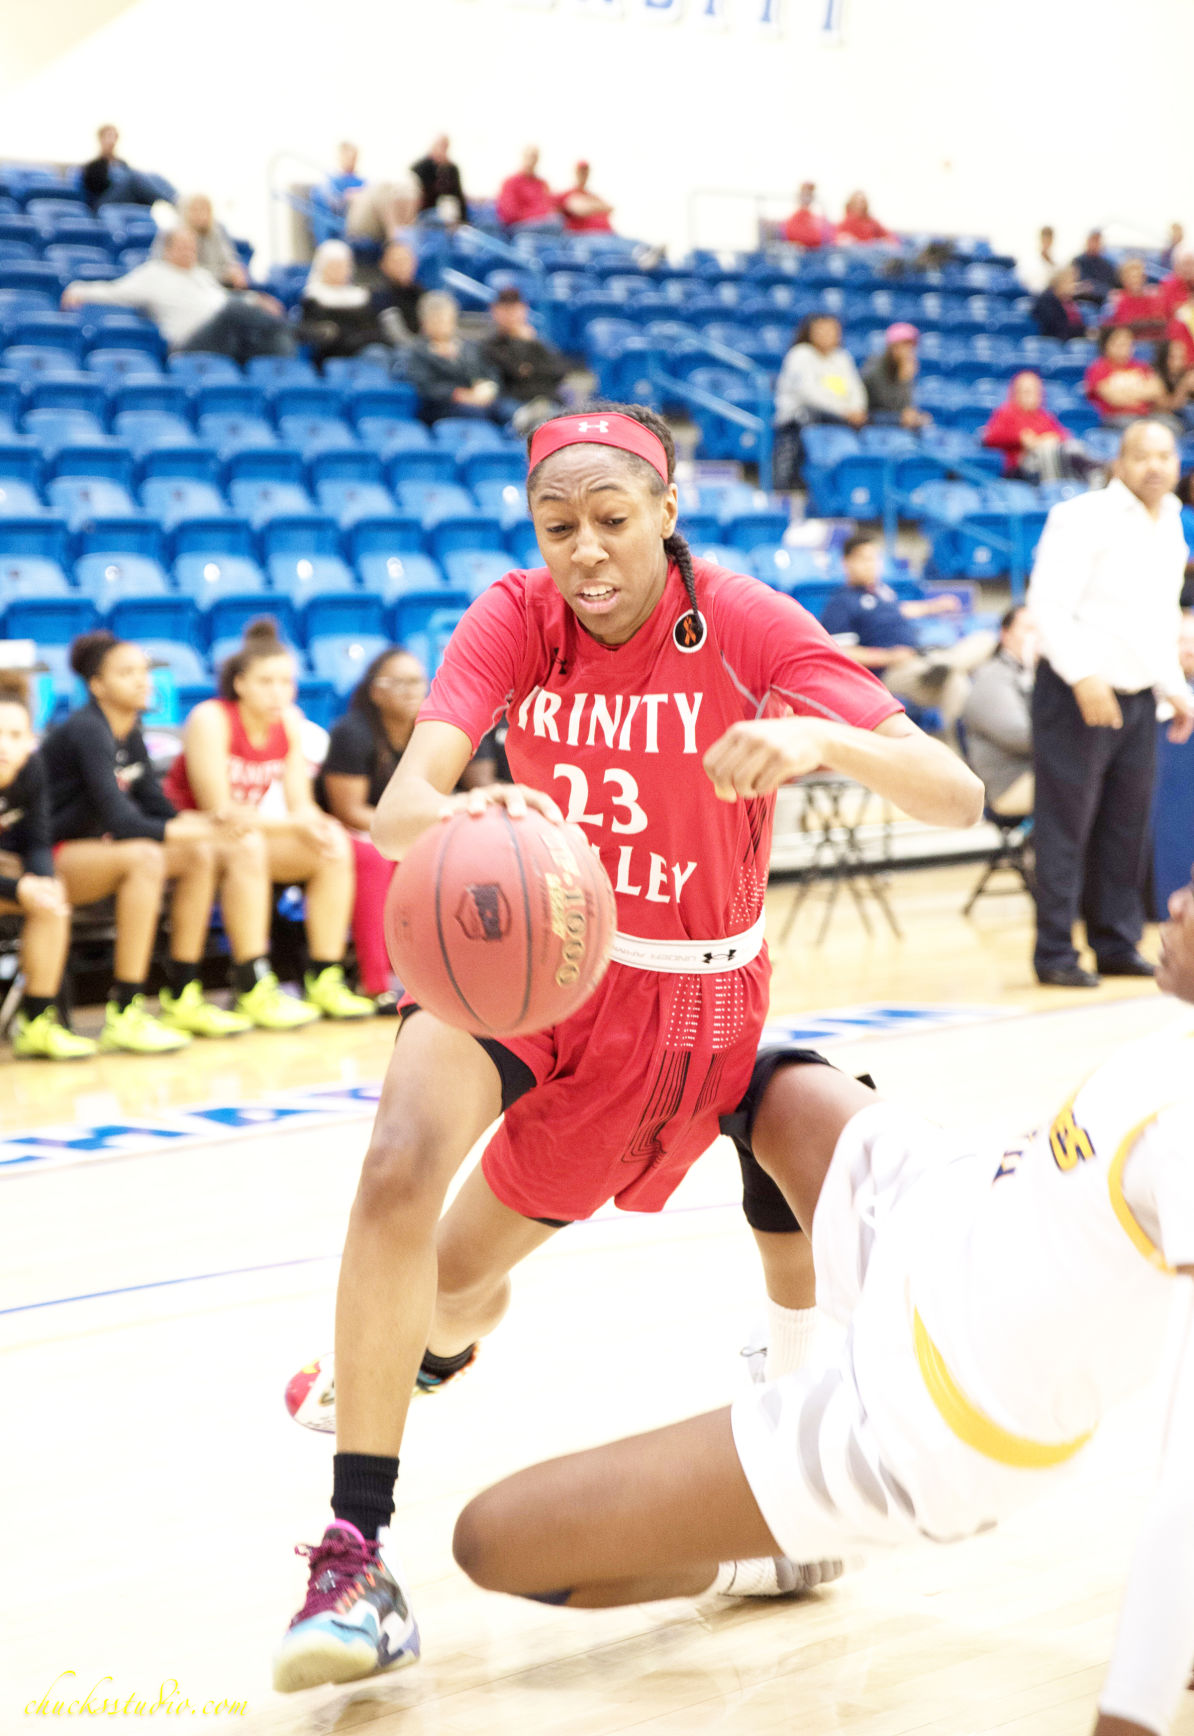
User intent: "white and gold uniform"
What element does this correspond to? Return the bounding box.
[732,1021,1194,1734]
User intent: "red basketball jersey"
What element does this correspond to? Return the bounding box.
[164,699,290,811]
[422,559,901,945]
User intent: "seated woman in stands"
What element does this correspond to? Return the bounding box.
[404,292,514,426]
[165,619,375,1022]
[1084,325,1170,425]
[1155,336,1194,426]
[1032,265,1087,342]
[980,372,1088,480]
[834,191,893,245]
[0,677,95,1060]
[773,313,867,488]
[41,632,300,1053]
[315,645,497,1010]
[299,241,383,367]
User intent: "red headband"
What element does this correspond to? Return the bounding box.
[528,412,669,484]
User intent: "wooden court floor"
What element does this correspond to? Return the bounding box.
[5,865,1193,1735]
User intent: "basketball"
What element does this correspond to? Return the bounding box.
[384,806,617,1036]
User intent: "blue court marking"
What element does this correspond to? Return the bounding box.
[0,1254,337,1318]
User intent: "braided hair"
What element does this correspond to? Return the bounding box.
[525,400,702,625]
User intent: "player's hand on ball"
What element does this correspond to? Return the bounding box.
[704,719,828,801]
[440,783,565,826]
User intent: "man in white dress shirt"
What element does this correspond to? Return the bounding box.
[1026,420,1194,986]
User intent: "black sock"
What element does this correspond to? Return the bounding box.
[20,994,52,1021]
[308,959,338,978]
[420,1345,476,1380]
[331,1452,399,1542]
[163,958,197,996]
[109,980,142,1012]
[232,957,271,996]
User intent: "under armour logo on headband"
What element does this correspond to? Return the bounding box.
[575,420,610,434]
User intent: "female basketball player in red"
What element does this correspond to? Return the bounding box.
[274,404,983,1691]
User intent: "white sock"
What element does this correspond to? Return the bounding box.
[710,1558,778,1596]
[764,1301,821,1381]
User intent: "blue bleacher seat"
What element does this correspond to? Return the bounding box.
[321,356,394,389]
[166,514,254,566]
[457,449,525,490]
[117,413,199,460]
[0,438,41,485]
[427,514,505,561]
[276,415,357,455]
[505,520,542,568]
[21,407,106,453]
[141,476,227,528]
[401,608,465,678]
[0,476,42,515]
[47,441,133,483]
[174,552,267,605]
[139,639,209,687]
[83,347,164,383]
[196,412,276,455]
[1,593,97,641]
[295,677,338,730]
[228,479,315,528]
[305,447,383,487]
[267,383,345,424]
[721,509,790,552]
[393,480,476,525]
[109,590,198,642]
[108,379,191,420]
[430,419,510,455]
[390,586,470,641]
[301,593,387,644]
[355,418,431,457]
[25,374,109,418]
[750,545,835,592]
[440,550,510,599]
[133,445,219,485]
[74,548,169,607]
[245,355,318,386]
[204,594,297,650]
[46,476,138,528]
[384,448,458,486]
[166,352,242,384]
[315,478,396,525]
[470,480,530,528]
[308,633,393,696]
[4,345,79,377]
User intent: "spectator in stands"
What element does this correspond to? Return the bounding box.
[981,372,1085,480]
[410,135,469,224]
[557,161,614,234]
[61,227,293,361]
[315,647,427,1008]
[1163,223,1186,270]
[345,176,420,246]
[821,532,994,736]
[326,142,365,213]
[1020,225,1058,296]
[0,678,95,1061]
[1155,336,1194,423]
[42,632,304,1052]
[80,123,171,211]
[299,240,380,364]
[164,619,376,1022]
[1027,419,1192,986]
[1085,326,1168,424]
[835,191,892,245]
[960,605,1037,816]
[405,291,511,425]
[153,194,247,288]
[773,313,866,487]
[861,323,931,429]
[496,147,558,229]
[1072,228,1118,303]
[1158,245,1194,315]
[783,182,830,250]
[481,287,570,432]
[370,241,426,345]
[1106,257,1168,338]
[1032,265,1087,342]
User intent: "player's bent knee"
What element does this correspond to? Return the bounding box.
[125,838,167,880]
[355,1129,454,1222]
[451,1498,519,1593]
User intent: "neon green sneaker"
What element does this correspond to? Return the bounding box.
[234,971,321,1031]
[99,995,192,1054]
[10,1006,98,1061]
[302,966,376,1021]
[159,978,253,1038]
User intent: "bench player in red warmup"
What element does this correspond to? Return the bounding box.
[452,874,1194,1736]
[273,405,983,1690]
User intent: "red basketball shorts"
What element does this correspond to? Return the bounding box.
[479,954,771,1222]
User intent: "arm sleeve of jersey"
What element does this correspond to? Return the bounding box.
[75,714,170,841]
[419,574,529,754]
[1099,1280,1194,1735]
[714,575,904,730]
[23,756,54,879]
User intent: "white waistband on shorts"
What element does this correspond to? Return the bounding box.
[608,912,766,974]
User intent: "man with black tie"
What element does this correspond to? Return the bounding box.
[1027,420,1194,986]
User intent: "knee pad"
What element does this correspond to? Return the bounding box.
[720,1045,836,1234]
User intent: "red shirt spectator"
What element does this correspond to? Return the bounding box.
[496,147,556,228]
[835,191,892,245]
[1164,314,1194,372]
[981,373,1071,475]
[783,181,830,249]
[1158,249,1194,316]
[557,161,614,234]
[1084,326,1165,419]
[1106,259,1168,336]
